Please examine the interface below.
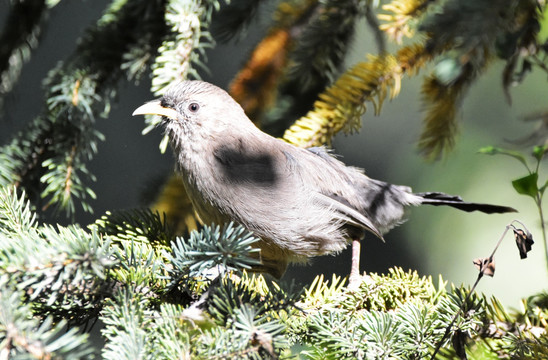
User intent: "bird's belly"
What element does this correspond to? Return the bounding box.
[183,173,352,263]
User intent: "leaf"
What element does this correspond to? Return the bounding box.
[539,7,548,44]
[512,228,534,259]
[478,146,529,169]
[540,178,548,195]
[473,257,495,277]
[532,145,548,162]
[511,173,539,198]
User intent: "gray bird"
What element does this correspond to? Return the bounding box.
[133,80,516,284]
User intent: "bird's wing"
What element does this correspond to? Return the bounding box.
[311,192,384,240]
[212,138,384,240]
[280,145,384,239]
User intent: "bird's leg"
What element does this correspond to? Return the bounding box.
[348,238,361,288]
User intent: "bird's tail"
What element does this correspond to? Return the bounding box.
[417,192,517,214]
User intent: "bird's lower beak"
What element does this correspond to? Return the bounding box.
[132,100,178,120]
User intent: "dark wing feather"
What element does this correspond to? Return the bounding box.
[418,192,517,214]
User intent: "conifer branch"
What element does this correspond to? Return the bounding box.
[0,289,94,359]
[0,186,116,327]
[210,0,263,41]
[0,224,116,326]
[101,288,152,360]
[0,2,547,358]
[229,0,362,128]
[0,0,49,106]
[0,184,545,358]
[145,0,225,153]
[281,41,436,149]
[229,28,291,124]
[95,208,174,247]
[0,0,167,215]
[379,0,433,43]
[415,0,542,158]
[285,0,360,90]
[150,0,212,96]
[418,72,468,160]
[227,0,318,125]
[282,54,405,148]
[0,186,36,236]
[166,223,261,284]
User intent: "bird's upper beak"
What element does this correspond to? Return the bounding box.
[132,100,178,120]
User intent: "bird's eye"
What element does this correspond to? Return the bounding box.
[188,103,200,112]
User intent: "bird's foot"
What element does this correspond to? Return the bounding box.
[348,238,362,289]
[348,271,373,290]
[348,271,362,290]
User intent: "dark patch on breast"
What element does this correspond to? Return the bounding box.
[213,143,278,186]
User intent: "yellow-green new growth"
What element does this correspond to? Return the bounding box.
[283,54,403,148]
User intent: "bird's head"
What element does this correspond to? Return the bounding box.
[133,81,251,144]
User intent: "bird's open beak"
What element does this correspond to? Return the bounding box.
[132,100,178,120]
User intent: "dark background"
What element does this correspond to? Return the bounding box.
[0,1,545,305]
